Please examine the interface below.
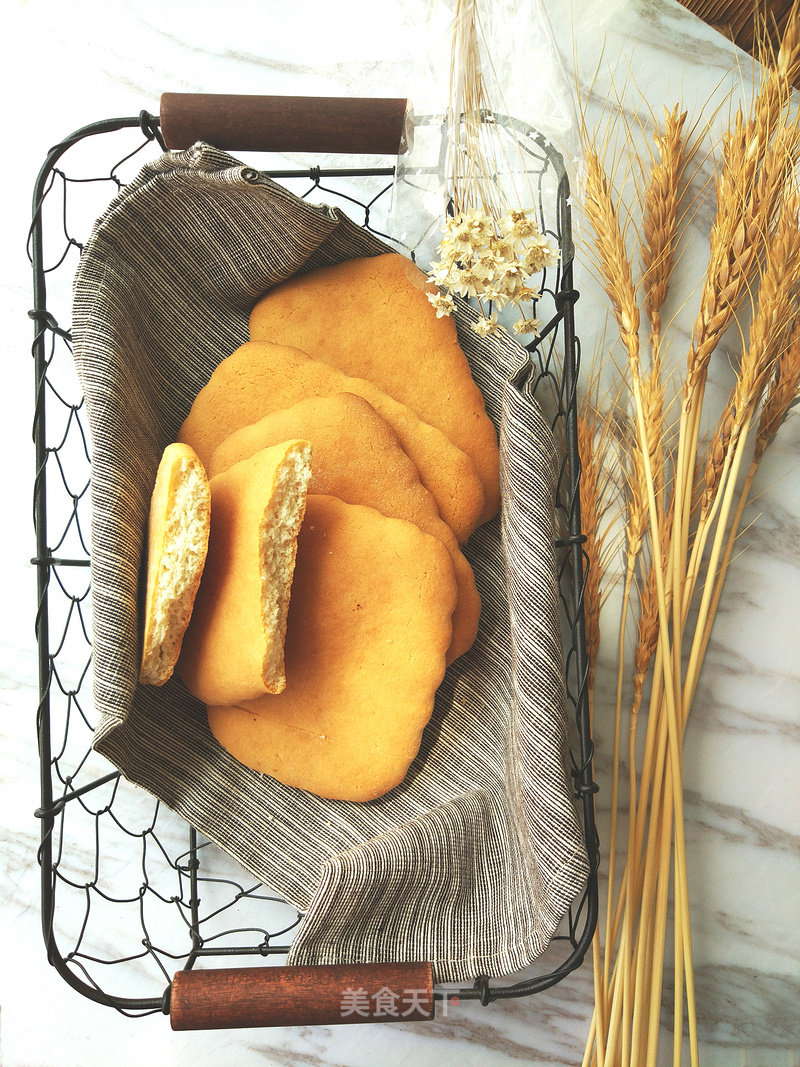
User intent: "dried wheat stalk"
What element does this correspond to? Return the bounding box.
[641,106,689,355]
[579,4,800,1064]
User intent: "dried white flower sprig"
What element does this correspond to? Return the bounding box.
[428,0,562,338]
[426,207,560,337]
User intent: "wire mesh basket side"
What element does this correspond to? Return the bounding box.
[30,112,597,1014]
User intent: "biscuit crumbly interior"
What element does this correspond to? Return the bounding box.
[259,444,312,692]
[141,458,209,684]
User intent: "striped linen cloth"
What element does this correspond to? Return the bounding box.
[71,142,588,983]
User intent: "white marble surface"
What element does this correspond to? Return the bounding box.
[3,1,800,1064]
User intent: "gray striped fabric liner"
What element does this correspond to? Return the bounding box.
[70,142,588,984]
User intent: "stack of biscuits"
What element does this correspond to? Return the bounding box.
[138,252,500,802]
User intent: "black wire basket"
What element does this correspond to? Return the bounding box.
[29,99,599,1026]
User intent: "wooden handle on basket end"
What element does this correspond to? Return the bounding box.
[159,93,410,155]
[169,962,435,1030]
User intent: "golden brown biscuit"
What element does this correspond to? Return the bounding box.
[208,392,481,663]
[177,340,484,544]
[140,442,210,686]
[177,439,311,705]
[207,494,458,801]
[249,252,500,523]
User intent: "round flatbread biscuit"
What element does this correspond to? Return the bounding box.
[207,494,458,802]
[249,252,500,523]
[208,392,481,663]
[178,340,485,544]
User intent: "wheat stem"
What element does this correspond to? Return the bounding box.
[603,568,632,994]
[582,1014,597,1067]
[683,416,753,707]
[684,462,756,712]
[590,941,607,1067]
[646,768,674,1063]
[604,436,649,998]
[686,323,800,705]
[629,741,667,1062]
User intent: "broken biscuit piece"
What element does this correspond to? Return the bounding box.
[177,439,311,705]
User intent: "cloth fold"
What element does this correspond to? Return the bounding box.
[71,142,587,983]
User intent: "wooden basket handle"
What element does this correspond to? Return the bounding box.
[169,962,435,1029]
[159,93,410,155]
